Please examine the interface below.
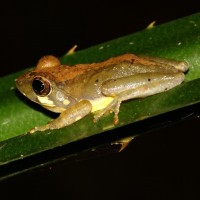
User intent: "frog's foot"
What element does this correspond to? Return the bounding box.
[93,98,121,125]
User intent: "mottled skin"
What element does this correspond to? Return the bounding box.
[16,54,188,133]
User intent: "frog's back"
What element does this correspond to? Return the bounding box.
[34,53,180,83]
[35,54,158,82]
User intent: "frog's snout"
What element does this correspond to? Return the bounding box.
[15,78,25,96]
[15,76,23,89]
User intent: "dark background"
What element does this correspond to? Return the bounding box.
[0,0,199,76]
[0,0,200,199]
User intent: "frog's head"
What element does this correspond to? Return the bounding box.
[16,55,77,113]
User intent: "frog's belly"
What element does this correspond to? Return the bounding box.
[90,97,114,112]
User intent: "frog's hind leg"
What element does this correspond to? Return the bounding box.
[95,72,185,124]
[141,55,189,72]
[101,72,185,97]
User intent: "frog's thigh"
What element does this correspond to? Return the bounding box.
[141,55,189,72]
[30,100,92,133]
[101,72,185,98]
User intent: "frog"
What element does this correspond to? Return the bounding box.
[15,53,189,133]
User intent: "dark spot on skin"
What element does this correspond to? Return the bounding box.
[95,79,99,83]
[131,59,135,63]
[148,78,151,82]
[165,88,168,91]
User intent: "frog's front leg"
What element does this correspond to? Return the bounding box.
[30,100,92,133]
[94,72,185,124]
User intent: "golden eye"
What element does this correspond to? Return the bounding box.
[32,77,51,96]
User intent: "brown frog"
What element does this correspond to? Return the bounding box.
[16,54,188,133]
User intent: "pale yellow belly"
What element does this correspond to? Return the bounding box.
[90,97,114,112]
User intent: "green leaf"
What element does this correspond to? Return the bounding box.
[0,13,200,166]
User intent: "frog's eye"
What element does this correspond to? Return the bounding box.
[32,77,51,96]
